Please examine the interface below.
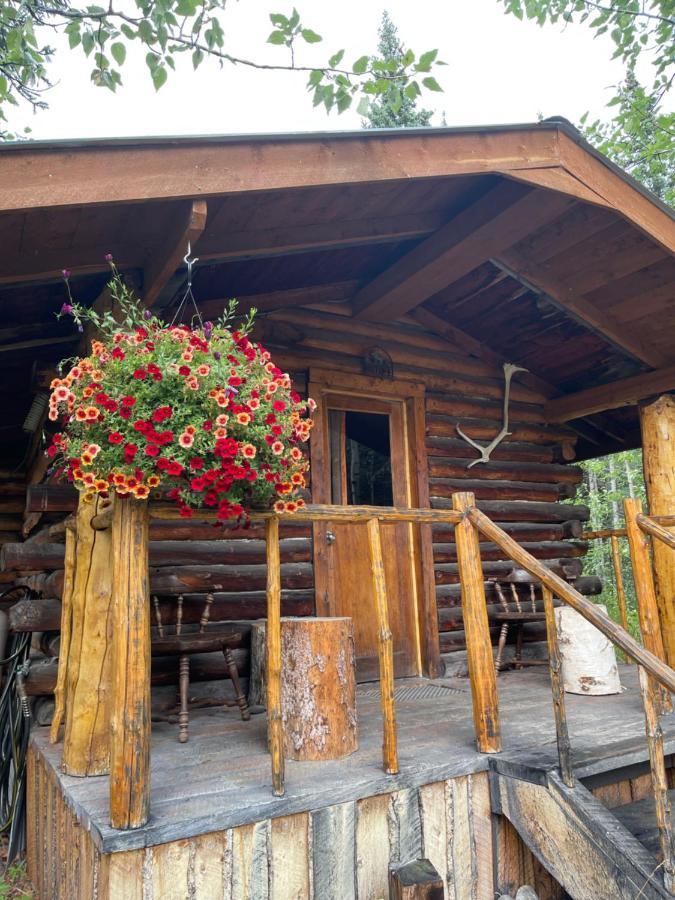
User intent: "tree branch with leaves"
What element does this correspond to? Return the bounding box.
[0,1,443,137]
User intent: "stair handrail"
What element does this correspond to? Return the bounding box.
[468,506,675,693]
[468,503,675,894]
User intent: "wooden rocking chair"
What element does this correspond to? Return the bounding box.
[151,593,251,743]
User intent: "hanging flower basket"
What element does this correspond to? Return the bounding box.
[47,263,315,521]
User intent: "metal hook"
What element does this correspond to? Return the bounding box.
[183,242,199,290]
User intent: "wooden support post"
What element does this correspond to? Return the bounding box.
[60,495,115,775]
[109,498,151,830]
[266,516,284,797]
[542,586,574,787]
[49,517,77,744]
[638,665,675,894]
[366,517,399,775]
[610,534,631,661]
[624,498,671,713]
[452,492,501,753]
[640,395,675,668]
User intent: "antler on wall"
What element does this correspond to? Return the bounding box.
[456,362,529,468]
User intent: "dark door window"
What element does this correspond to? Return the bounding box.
[328,409,393,506]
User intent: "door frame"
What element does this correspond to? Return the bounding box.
[308,368,441,677]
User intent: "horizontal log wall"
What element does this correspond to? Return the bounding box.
[2,310,591,665]
[27,741,496,899]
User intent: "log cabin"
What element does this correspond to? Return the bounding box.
[1,120,675,898]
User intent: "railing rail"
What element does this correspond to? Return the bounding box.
[473,498,675,894]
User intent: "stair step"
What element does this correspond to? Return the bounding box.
[613,788,675,859]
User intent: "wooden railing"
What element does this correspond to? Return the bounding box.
[477,498,675,894]
[104,493,675,894]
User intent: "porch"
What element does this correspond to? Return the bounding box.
[28,665,675,898]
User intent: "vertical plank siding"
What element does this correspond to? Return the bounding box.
[27,743,499,899]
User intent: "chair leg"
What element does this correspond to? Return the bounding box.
[178,654,190,743]
[495,622,509,673]
[224,646,251,721]
[514,623,524,668]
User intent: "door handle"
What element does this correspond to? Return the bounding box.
[325,530,336,544]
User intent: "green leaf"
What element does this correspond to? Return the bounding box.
[137,19,154,42]
[417,48,438,72]
[120,24,136,40]
[81,31,95,57]
[301,29,322,44]
[68,28,81,49]
[352,55,369,75]
[267,30,287,45]
[288,7,300,30]
[192,47,204,68]
[329,49,344,68]
[308,69,323,86]
[152,66,168,90]
[110,42,126,66]
[356,96,370,116]
[422,76,443,92]
[269,13,289,27]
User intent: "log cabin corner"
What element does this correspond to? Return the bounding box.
[1,120,675,899]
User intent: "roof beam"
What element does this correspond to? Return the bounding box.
[545,364,675,423]
[351,182,573,321]
[494,249,669,368]
[193,280,360,321]
[142,199,208,308]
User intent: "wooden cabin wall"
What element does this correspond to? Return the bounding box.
[0,306,595,678]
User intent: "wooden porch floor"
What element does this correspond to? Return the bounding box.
[31,665,675,854]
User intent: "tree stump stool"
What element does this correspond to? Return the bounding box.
[250,616,358,761]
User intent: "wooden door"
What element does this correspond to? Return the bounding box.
[310,379,424,680]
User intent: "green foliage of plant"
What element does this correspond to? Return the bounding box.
[0,2,443,137]
[575,449,646,643]
[500,2,674,207]
[361,11,435,129]
[581,70,675,205]
[0,859,33,899]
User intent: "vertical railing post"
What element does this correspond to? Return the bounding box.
[109,497,151,830]
[610,534,631,661]
[366,517,399,775]
[638,665,675,894]
[266,516,285,796]
[49,516,77,744]
[624,498,671,713]
[542,586,573,787]
[452,492,501,753]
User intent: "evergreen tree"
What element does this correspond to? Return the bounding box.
[362,12,434,129]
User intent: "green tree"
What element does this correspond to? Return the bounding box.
[0,2,442,138]
[362,11,435,129]
[582,70,675,205]
[499,2,675,204]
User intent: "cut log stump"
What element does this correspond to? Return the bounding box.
[250,616,358,761]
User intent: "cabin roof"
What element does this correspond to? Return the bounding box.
[1,120,674,467]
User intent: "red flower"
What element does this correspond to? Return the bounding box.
[119,407,132,420]
[123,443,138,461]
[133,368,147,380]
[190,457,205,470]
[121,396,136,407]
[273,400,286,412]
[228,376,242,387]
[265,413,276,425]
[46,445,57,458]
[145,445,160,457]
[202,420,213,432]
[112,347,125,360]
[178,365,191,376]
[190,477,206,492]
[108,432,124,445]
[166,460,184,476]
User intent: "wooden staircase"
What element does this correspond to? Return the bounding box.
[493,754,675,899]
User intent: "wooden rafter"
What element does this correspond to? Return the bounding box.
[142,199,208,308]
[494,249,669,369]
[545,364,675,423]
[194,281,360,321]
[351,182,573,322]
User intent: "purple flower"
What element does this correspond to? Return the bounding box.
[227,387,239,397]
[60,303,73,316]
[77,325,84,333]
[203,321,213,338]
[143,309,152,320]
[104,253,114,263]
[213,351,221,361]
[61,269,71,280]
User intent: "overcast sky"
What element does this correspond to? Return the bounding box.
[10,0,659,140]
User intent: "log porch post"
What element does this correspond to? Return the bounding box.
[452,491,501,753]
[109,497,151,830]
[640,395,675,667]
